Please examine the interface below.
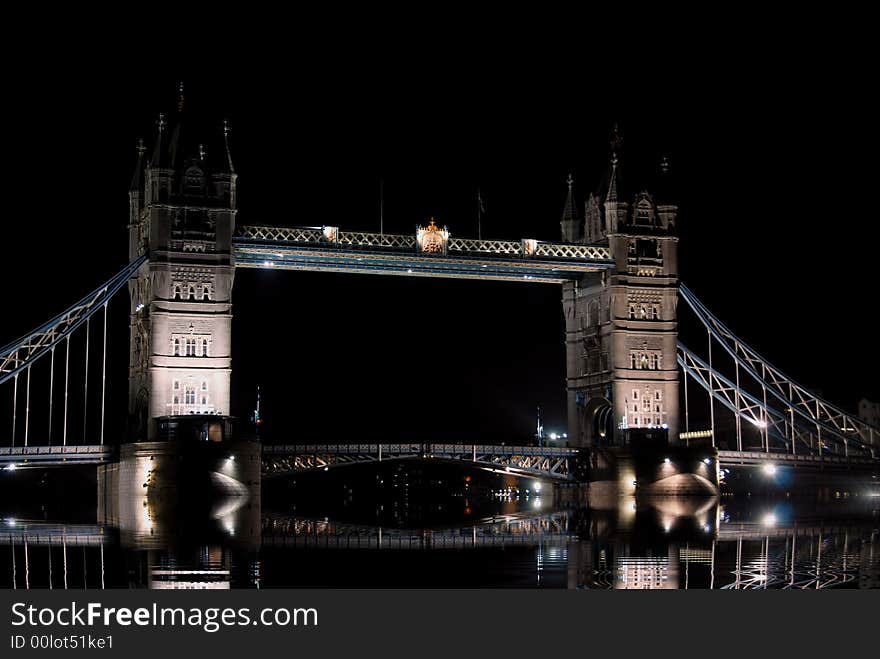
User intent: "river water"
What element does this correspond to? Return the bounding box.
[1,464,877,589]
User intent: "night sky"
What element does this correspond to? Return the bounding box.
[1,32,876,444]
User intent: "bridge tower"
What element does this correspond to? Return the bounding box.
[127,88,237,440]
[563,147,679,448]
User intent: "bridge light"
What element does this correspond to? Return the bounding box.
[263,261,274,267]
[749,417,767,429]
[703,458,712,465]
[5,463,17,471]
[533,481,541,493]
[226,455,235,462]
[762,513,777,527]
[5,518,16,526]
[762,463,777,476]
[135,303,145,312]
[549,432,558,440]
[664,457,671,464]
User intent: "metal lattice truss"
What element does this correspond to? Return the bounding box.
[679,284,878,459]
[262,443,578,480]
[0,256,146,385]
[233,225,612,283]
[237,225,611,260]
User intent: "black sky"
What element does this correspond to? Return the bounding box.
[0,26,876,443]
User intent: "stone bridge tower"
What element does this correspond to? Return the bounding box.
[562,149,679,448]
[127,88,237,440]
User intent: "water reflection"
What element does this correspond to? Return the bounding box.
[1,494,877,589]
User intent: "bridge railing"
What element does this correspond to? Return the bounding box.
[235,225,612,261]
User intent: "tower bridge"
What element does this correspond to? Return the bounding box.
[0,98,877,486]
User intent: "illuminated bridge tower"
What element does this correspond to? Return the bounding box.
[127,90,237,440]
[562,151,679,448]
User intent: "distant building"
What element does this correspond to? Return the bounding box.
[858,399,880,427]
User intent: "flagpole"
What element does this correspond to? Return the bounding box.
[477,188,482,240]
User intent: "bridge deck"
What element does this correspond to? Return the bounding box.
[0,445,115,466]
[718,450,879,469]
[233,225,613,283]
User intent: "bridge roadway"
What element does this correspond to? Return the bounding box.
[3,444,878,476]
[232,225,614,283]
[261,443,578,479]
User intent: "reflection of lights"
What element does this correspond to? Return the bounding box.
[762,463,777,476]
[5,463,17,471]
[533,497,542,510]
[762,513,777,527]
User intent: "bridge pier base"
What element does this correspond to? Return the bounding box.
[586,445,719,499]
[99,428,260,549]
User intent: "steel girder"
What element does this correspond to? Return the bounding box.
[679,284,877,458]
[261,443,578,479]
[0,256,146,386]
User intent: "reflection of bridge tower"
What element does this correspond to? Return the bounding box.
[127,88,237,439]
[562,144,679,448]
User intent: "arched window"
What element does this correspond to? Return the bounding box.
[173,338,180,356]
[173,286,182,300]
[202,286,210,300]
[639,306,647,319]
[173,395,179,405]
[185,386,196,405]
[201,381,207,391]
[630,354,637,369]
[640,353,649,369]
[188,286,195,300]
[201,395,207,406]
[186,338,196,356]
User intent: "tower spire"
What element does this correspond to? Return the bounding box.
[223,119,235,173]
[561,173,580,242]
[129,138,146,192]
[606,123,623,204]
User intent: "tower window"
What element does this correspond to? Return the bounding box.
[186,338,196,356]
[185,386,196,405]
[173,338,180,356]
[173,381,180,390]
[201,381,207,391]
